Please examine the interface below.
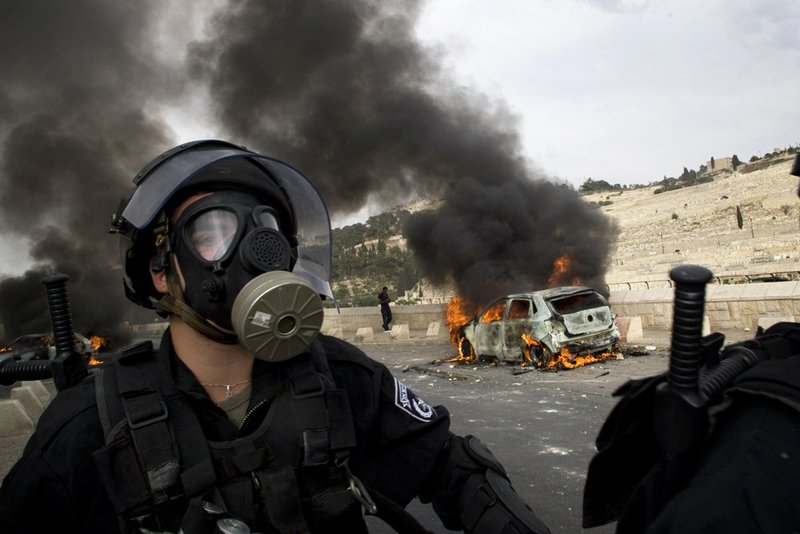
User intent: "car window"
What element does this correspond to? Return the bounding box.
[548,292,606,314]
[480,300,507,323]
[508,299,531,320]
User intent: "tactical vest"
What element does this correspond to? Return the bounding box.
[91,339,369,534]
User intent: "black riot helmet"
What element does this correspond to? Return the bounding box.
[111,140,333,350]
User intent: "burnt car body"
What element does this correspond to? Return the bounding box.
[461,286,620,365]
[1,333,94,361]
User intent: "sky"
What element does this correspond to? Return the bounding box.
[159,0,800,206]
[146,0,800,191]
[410,0,800,186]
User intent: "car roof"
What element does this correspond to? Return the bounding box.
[505,286,596,300]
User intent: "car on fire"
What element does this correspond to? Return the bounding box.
[460,286,620,366]
[1,333,94,361]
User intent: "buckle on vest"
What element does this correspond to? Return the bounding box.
[338,458,377,515]
[125,396,170,429]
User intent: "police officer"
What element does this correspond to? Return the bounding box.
[582,155,800,533]
[0,140,551,534]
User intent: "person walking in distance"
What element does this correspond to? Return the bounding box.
[378,286,392,331]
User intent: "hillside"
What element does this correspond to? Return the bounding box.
[585,156,799,288]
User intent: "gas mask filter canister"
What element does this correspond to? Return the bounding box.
[231,270,324,362]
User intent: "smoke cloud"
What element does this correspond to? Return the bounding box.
[0,0,174,340]
[190,0,618,308]
[0,0,618,342]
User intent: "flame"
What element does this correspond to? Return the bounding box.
[90,335,110,352]
[87,335,111,366]
[547,254,583,287]
[521,333,616,370]
[444,296,479,361]
[480,302,505,323]
[520,333,538,367]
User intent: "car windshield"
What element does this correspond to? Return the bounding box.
[548,292,606,315]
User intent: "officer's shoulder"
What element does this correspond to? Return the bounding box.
[105,339,157,365]
[33,371,100,447]
[35,341,156,444]
[318,334,381,371]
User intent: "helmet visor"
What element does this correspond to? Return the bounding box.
[253,157,333,299]
[119,144,334,298]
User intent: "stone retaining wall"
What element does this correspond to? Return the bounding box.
[323,303,447,335]
[608,281,800,331]
[323,281,800,335]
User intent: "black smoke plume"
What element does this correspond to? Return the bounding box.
[0,0,174,341]
[190,0,618,308]
[0,0,618,344]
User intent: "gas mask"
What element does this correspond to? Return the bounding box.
[169,190,324,362]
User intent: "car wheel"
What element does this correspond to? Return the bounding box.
[533,345,554,367]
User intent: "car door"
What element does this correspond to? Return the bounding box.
[472,298,507,358]
[501,297,534,360]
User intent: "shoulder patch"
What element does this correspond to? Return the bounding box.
[394,378,436,422]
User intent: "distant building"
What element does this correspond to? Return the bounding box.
[360,234,407,252]
[707,157,733,172]
[404,278,456,304]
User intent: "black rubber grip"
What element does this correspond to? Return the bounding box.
[669,265,713,393]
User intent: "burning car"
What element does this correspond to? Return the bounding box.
[1,333,96,361]
[458,286,620,369]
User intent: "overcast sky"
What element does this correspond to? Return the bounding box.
[159,0,800,190]
[409,0,799,186]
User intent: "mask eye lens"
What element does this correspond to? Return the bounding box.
[186,209,238,261]
[253,206,281,231]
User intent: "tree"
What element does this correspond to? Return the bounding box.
[731,154,741,171]
[736,205,743,229]
[579,178,616,194]
[710,156,715,170]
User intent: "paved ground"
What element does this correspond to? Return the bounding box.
[361,331,673,534]
[0,326,757,533]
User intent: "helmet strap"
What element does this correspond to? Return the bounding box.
[156,263,238,345]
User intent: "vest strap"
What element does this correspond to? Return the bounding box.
[257,464,312,534]
[122,391,179,497]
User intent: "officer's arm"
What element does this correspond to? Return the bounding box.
[0,434,73,532]
[420,433,551,534]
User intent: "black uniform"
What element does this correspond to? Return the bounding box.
[0,332,455,533]
[641,356,800,533]
[583,326,800,533]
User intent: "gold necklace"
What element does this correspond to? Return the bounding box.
[200,379,251,399]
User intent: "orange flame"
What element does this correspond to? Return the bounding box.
[87,335,110,366]
[547,254,583,287]
[480,302,505,324]
[90,335,110,352]
[444,296,479,361]
[521,332,616,370]
[445,297,472,346]
[520,333,538,367]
